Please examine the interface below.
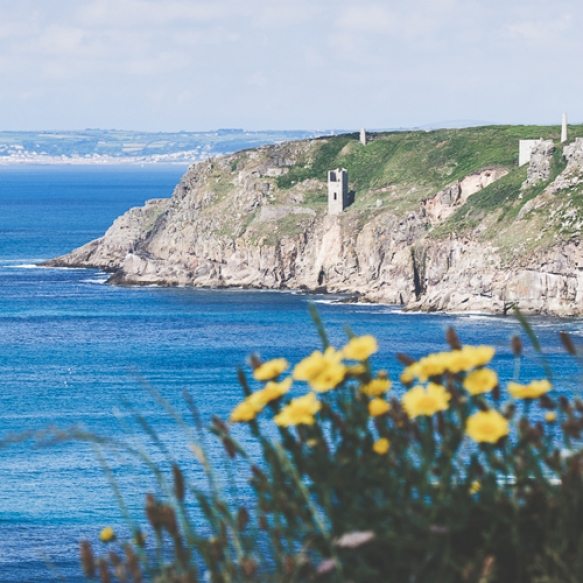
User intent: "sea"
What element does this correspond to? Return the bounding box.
[0,165,581,582]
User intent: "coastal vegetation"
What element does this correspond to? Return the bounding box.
[79,311,583,583]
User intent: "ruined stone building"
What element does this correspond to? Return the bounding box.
[328,168,354,214]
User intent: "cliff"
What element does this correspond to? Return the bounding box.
[44,125,583,316]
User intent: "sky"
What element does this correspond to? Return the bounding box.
[0,0,581,131]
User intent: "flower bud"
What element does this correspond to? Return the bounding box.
[145,493,162,532]
[396,353,415,366]
[560,331,577,355]
[161,505,179,538]
[446,327,461,350]
[241,558,257,578]
[237,507,249,531]
[511,336,522,357]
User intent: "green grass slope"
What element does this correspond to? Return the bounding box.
[274,124,583,217]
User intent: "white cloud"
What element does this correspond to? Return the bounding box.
[304,47,326,68]
[75,0,229,27]
[247,71,268,87]
[122,51,191,76]
[335,4,393,33]
[173,28,239,48]
[506,14,572,44]
[34,25,86,54]
[254,3,325,28]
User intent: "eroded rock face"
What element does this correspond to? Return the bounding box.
[524,140,555,187]
[422,167,509,223]
[403,240,583,315]
[43,198,170,271]
[47,139,583,315]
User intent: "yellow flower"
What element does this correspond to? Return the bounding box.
[508,379,552,400]
[469,481,481,495]
[463,368,498,396]
[400,363,419,384]
[466,410,509,444]
[372,437,390,455]
[231,378,294,423]
[545,411,557,423]
[274,392,322,427]
[309,363,347,392]
[99,527,116,543]
[306,439,318,447]
[342,335,378,361]
[361,378,392,397]
[416,352,452,381]
[401,346,496,383]
[293,347,343,381]
[402,383,451,419]
[253,358,289,381]
[249,377,293,409]
[447,345,496,374]
[347,364,366,375]
[368,398,391,417]
[230,399,259,423]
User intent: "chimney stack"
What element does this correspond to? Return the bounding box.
[561,113,568,143]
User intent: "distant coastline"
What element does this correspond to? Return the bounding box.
[0,123,493,166]
[0,128,332,166]
[0,152,198,165]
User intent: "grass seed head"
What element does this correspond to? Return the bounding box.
[124,544,142,583]
[80,540,95,579]
[145,493,162,532]
[173,464,185,502]
[98,558,111,583]
[237,507,249,531]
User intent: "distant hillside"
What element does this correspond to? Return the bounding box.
[0,128,333,164]
[46,124,583,315]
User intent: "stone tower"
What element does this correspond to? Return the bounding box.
[360,128,367,146]
[328,168,349,214]
[561,112,568,143]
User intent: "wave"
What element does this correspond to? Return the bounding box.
[3,263,89,270]
[80,277,108,284]
[460,314,515,323]
[4,263,44,269]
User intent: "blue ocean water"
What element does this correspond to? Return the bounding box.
[0,165,582,582]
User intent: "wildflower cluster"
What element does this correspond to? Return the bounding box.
[81,318,583,583]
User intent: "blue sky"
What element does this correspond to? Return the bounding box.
[0,0,581,131]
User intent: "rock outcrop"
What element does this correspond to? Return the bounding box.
[44,198,170,271]
[45,130,583,315]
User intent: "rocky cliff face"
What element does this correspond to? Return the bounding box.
[45,132,583,315]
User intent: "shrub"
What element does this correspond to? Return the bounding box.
[80,313,583,583]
